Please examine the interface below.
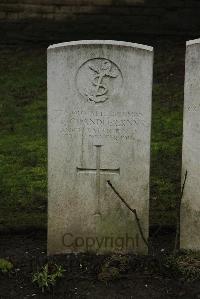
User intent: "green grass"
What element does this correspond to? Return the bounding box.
[0,48,47,231]
[0,41,185,231]
[150,40,185,225]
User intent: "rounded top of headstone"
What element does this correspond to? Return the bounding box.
[186,38,200,46]
[48,40,153,52]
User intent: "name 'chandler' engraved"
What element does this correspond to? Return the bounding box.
[60,110,148,141]
[76,58,123,103]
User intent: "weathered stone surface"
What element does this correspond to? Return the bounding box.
[47,40,153,255]
[181,38,200,250]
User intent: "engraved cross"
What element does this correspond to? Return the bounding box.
[77,145,120,215]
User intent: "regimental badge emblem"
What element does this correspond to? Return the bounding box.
[76,58,123,104]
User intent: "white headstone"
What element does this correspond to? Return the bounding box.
[47,40,153,255]
[181,38,200,250]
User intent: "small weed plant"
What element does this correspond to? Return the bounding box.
[0,258,13,273]
[98,255,130,282]
[32,263,65,292]
[166,251,200,281]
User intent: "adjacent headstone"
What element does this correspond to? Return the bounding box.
[47,40,153,255]
[181,39,200,250]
